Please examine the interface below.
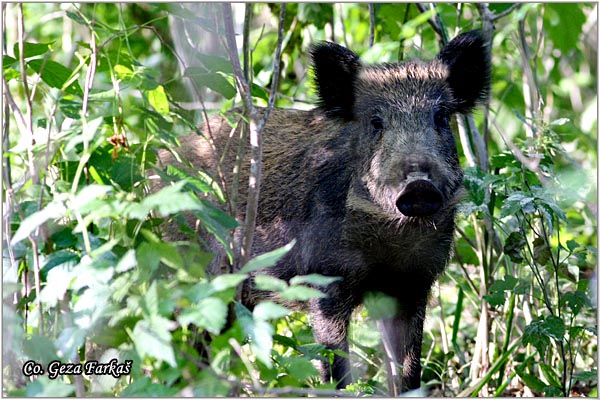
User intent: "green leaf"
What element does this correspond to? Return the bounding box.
[190,370,232,397]
[120,376,179,397]
[253,301,290,320]
[523,315,566,356]
[235,302,274,367]
[184,69,236,99]
[162,164,225,203]
[142,281,160,316]
[3,55,17,67]
[280,285,325,301]
[132,318,177,367]
[566,239,580,252]
[126,180,199,219]
[70,184,112,212]
[483,291,506,307]
[239,240,296,273]
[561,290,589,315]
[195,53,233,73]
[13,41,52,59]
[254,274,288,292]
[289,274,341,287]
[517,370,547,392]
[539,363,562,389]
[178,297,228,334]
[500,192,535,217]
[24,377,75,397]
[573,370,597,381]
[11,200,67,245]
[280,356,319,381]
[145,84,170,115]
[543,315,566,340]
[211,273,247,292]
[27,59,82,96]
[545,4,586,53]
[42,249,79,273]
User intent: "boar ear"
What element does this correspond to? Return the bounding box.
[311,42,361,120]
[437,30,491,112]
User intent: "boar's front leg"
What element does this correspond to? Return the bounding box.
[378,297,428,394]
[309,292,354,389]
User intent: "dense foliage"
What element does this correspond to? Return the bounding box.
[3,3,597,397]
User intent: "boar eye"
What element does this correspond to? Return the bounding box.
[370,115,384,134]
[433,109,451,130]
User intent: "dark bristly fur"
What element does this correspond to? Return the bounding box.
[158,30,491,393]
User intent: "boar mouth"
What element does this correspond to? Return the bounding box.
[395,179,443,217]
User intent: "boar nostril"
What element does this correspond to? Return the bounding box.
[396,180,443,217]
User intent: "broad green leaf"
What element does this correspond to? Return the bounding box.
[234,301,274,367]
[183,69,236,99]
[142,281,160,316]
[239,240,296,273]
[13,41,52,59]
[545,4,586,53]
[254,274,288,292]
[27,59,82,96]
[191,370,232,397]
[120,376,180,397]
[39,264,74,306]
[115,249,137,273]
[280,285,325,301]
[195,53,233,73]
[253,301,290,320]
[532,237,551,265]
[126,180,199,219]
[132,318,177,367]
[539,363,562,389]
[573,370,597,381]
[3,55,17,67]
[211,273,247,292]
[178,297,228,334]
[24,377,74,397]
[561,290,589,315]
[280,356,319,381]
[517,370,547,392]
[163,164,225,203]
[11,200,67,245]
[289,274,341,287]
[543,315,566,340]
[70,184,112,212]
[145,84,170,115]
[41,249,79,273]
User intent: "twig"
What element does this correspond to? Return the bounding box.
[222,4,286,268]
[490,3,522,22]
[337,3,349,48]
[368,4,375,47]
[416,3,448,45]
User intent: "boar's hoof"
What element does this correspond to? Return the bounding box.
[396,180,443,217]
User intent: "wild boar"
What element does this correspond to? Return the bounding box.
[157,30,490,392]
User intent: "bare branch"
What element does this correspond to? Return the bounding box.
[368,4,375,47]
[491,3,522,22]
[222,4,286,268]
[416,3,448,45]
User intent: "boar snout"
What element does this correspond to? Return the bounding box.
[395,179,443,217]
